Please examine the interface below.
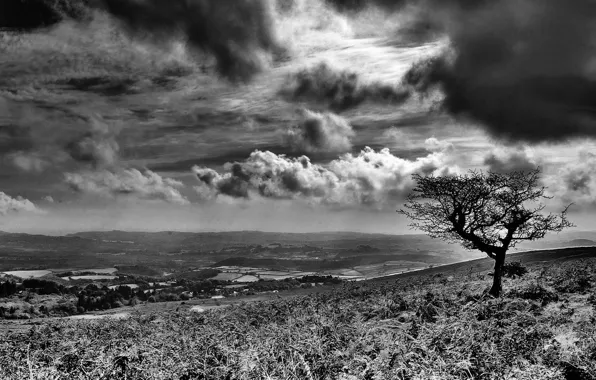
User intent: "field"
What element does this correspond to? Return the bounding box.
[1,270,52,278]
[0,248,595,379]
[65,275,117,280]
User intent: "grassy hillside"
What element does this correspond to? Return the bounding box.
[374,246,596,284]
[0,251,595,379]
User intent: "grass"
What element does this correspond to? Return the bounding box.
[0,256,594,379]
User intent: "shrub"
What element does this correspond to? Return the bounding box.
[502,261,528,278]
[507,283,559,306]
[552,270,592,294]
[179,293,190,301]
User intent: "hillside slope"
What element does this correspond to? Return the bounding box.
[1,246,594,379]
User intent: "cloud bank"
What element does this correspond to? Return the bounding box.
[193,147,458,208]
[0,192,39,215]
[284,109,354,153]
[404,0,596,142]
[65,169,189,205]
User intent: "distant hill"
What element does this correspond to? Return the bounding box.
[2,229,596,274]
[373,246,596,284]
[560,239,596,247]
[1,230,471,272]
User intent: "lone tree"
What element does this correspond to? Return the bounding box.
[399,168,573,297]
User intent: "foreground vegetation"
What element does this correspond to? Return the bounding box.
[0,258,594,380]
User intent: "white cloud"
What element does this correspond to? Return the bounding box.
[7,151,49,172]
[65,169,189,205]
[193,147,459,209]
[284,109,354,153]
[424,136,454,153]
[0,192,40,215]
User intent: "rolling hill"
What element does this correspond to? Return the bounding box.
[1,229,595,275]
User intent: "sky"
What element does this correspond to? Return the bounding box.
[1,0,596,235]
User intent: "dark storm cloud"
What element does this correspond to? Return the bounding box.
[284,109,355,153]
[100,0,284,81]
[193,147,458,208]
[403,0,596,142]
[281,62,410,112]
[0,0,92,29]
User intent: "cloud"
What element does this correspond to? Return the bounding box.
[65,168,189,204]
[65,117,119,168]
[101,0,283,81]
[0,101,117,173]
[403,0,596,142]
[324,0,408,12]
[0,124,34,155]
[0,192,39,215]
[483,147,538,174]
[6,151,49,172]
[0,0,92,29]
[281,62,410,111]
[193,147,458,208]
[284,109,354,153]
[42,195,55,203]
[424,137,453,153]
[547,150,596,208]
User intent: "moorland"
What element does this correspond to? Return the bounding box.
[0,244,595,379]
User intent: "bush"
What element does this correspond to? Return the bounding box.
[179,293,190,301]
[552,266,592,294]
[507,283,559,306]
[502,261,528,278]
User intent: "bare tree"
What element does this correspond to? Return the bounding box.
[399,168,573,297]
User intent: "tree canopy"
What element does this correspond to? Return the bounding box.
[399,168,573,296]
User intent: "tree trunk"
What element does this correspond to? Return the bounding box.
[489,253,505,297]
